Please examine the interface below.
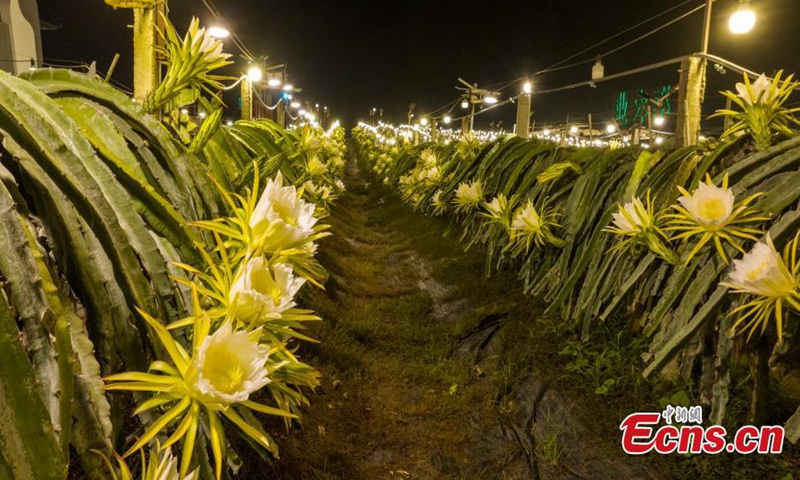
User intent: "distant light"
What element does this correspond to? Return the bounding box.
[267,77,282,87]
[247,66,262,82]
[569,125,579,134]
[299,109,307,116]
[484,95,498,104]
[730,2,756,35]
[461,100,469,109]
[642,143,651,149]
[443,115,452,125]
[226,120,234,126]
[283,84,294,92]
[653,115,665,127]
[208,26,230,39]
[606,124,617,134]
[291,101,301,109]
[655,136,664,145]
[522,81,533,94]
[543,128,551,136]
[420,117,429,126]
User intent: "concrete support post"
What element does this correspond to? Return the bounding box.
[241,77,253,121]
[515,93,531,138]
[675,56,707,148]
[132,2,163,103]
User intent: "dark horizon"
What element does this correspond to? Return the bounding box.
[38,0,800,128]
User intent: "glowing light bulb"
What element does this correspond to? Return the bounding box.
[543,128,551,136]
[484,95,498,104]
[655,136,664,145]
[461,100,469,109]
[606,124,617,134]
[267,77,281,87]
[443,115,452,124]
[208,26,230,39]
[569,125,579,134]
[729,2,756,34]
[653,115,665,127]
[247,66,262,82]
[420,117,429,126]
[522,81,533,94]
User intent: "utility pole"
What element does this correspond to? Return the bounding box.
[455,78,500,137]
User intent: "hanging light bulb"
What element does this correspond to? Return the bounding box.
[653,115,665,127]
[420,117,429,126]
[592,57,605,81]
[569,125,579,134]
[443,115,452,124]
[247,65,263,82]
[522,81,533,94]
[208,26,230,39]
[461,100,469,109]
[729,0,756,34]
[605,124,617,134]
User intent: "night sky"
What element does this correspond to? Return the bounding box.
[38,0,800,129]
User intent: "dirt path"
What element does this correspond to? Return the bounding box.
[251,160,667,480]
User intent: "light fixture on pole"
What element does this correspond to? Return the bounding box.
[729,0,756,34]
[208,26,230,39]
[484,95,498,104]
[247,65,263,82]
[522,80,533,94]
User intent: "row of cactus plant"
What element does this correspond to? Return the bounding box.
[353,71,800,440]
[0,10,347,479]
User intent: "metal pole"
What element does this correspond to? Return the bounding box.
[701,0,713,54]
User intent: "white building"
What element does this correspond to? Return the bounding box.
[0,0,41,74]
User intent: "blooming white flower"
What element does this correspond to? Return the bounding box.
[184,322,271,407]
[335,179,346,192]
[735,74,771,105]
[726,236,796,298]
[454,180,483,207]
[189,27,228,63]
[152,449,199,480]
[251,173,318,252]
[677,180,735,231]
[483,194,512,224]
[229,257,306,320]
[611,196,652,235]
[512,201,542,232]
